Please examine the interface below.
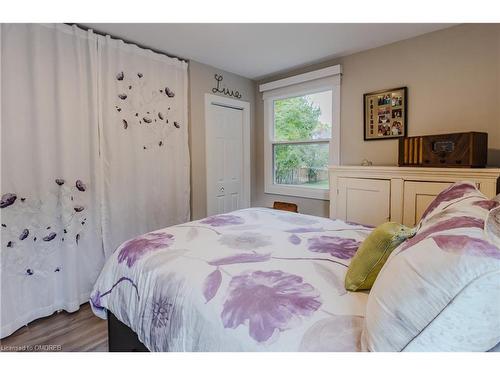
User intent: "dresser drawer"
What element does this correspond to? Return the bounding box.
[329,166,500,228]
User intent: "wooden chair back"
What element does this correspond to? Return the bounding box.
[272,201,298,213]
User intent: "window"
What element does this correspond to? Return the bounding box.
[273,91,332,190]
[261,66,341,200]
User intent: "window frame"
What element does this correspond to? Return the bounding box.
[262,72,341,200]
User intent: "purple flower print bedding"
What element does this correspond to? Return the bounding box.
[90,208,372,351]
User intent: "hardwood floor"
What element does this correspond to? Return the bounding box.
[0,303,108,352]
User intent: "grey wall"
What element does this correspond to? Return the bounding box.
[188,60,256,219]
[188,24,500,220]
[253,24,500,217]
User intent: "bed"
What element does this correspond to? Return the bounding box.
[90,208,373,351]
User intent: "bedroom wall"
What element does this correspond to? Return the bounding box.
[188,61,256,220]
[253,23,500,217]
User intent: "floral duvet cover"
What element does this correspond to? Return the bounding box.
[90,208,372,351]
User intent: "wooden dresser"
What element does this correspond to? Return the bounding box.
[329,166,500,227]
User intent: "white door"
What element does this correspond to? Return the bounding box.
[206,97,249,216]
[337,177,391,226]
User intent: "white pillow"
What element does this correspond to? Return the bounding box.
[362,182,500,352]
[485,206,500,248]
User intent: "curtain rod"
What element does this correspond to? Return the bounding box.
[67,23,189,63]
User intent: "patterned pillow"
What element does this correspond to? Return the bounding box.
[345,222,416,291]
[362,181,500,352]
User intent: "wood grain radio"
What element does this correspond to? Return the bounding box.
[398,132,488,167]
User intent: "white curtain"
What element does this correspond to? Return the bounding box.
[0,25,190,338]
[97,35,190,255]
[1,24,104,338]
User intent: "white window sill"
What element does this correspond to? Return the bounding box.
[265,184,329,200]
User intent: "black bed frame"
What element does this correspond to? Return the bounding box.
[107,309,149,352]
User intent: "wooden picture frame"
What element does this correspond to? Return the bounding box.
[363,87,407,141]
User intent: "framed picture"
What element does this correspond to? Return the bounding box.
[363,87,407,141]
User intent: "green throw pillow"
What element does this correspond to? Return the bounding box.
[345,222,416,291]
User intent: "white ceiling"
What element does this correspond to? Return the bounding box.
[81,23,455,80]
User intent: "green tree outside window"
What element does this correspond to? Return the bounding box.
[273,95,330,187]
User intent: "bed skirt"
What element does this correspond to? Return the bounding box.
[107,310,149,352]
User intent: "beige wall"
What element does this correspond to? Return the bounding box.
[188,60,256,219]
[253,24,500,217]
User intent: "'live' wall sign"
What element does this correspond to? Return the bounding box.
[212,74,242,99]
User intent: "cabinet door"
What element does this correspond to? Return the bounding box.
[402,181,452,226]
[337,178,391,226]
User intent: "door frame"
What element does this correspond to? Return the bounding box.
[204,93,251,215]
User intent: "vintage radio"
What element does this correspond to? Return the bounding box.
[398,132,488,168]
